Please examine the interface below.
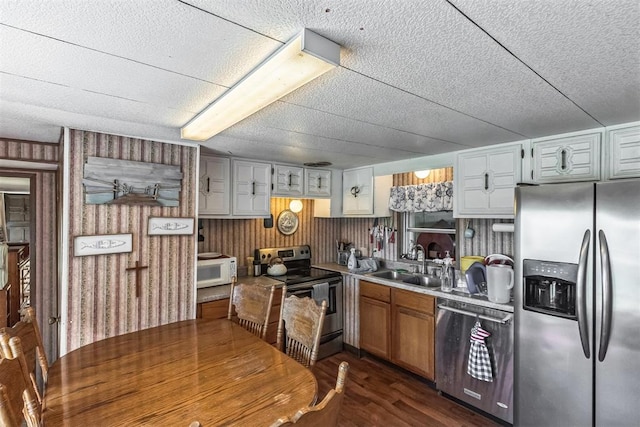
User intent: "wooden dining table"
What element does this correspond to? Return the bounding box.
[43,318,318,426]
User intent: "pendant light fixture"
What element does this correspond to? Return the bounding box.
[181,29,341,141]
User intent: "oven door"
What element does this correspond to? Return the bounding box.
[287,278,343,336]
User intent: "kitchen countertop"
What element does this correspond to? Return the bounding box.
[313,262,514,313]
[197,275,283,303]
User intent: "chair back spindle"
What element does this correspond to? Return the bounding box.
[1,306,49,403]
[0,333,42,427]
[276,293,327,368]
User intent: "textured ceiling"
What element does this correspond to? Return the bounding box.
[1,0,638,169]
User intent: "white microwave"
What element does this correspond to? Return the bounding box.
[197,255,237,288]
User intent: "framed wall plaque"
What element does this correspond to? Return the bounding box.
[74,233,133,257]
[147,217,195,235]
[276,209,299,235]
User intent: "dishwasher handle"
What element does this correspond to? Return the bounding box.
[437,304,513,325]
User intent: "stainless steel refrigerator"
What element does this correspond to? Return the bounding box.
[514,179,640,426]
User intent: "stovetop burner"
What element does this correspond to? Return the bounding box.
[255,245,341,285]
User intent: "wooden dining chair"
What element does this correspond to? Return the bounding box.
[0,334,41,427]
[276,293,327,368]
[2,306,49,403]
[227,277,276,340]
[270,361,350,427]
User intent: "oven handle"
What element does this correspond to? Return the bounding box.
[289,288,313,297]
[437,304,513,325]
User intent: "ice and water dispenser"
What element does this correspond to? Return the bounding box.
[522,259,578,319]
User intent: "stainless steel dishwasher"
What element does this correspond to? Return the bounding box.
[435,298,514,424]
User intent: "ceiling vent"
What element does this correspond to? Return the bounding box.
[303,161,332,167]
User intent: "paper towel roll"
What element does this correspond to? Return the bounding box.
[492,223,515,233]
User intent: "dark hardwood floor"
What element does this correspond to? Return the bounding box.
[314,352,501,427]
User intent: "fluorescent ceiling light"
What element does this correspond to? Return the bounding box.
[181,29,341,141]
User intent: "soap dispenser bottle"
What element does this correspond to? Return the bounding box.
[347,247,358,271]
[441,251,454,292]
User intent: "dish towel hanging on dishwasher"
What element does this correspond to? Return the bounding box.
[467,320,493,382]
[312,282,329,306]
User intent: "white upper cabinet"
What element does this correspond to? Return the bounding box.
[272,164,304,196]
[339,167,391,217]
[304,168,332,197]
[198,156,230,216]
[531,130,601,183]
[343,166,374,215]
[232,160,271,217]
[454,144,522,219]
[604,122,640,180]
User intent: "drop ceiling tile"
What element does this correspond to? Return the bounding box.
[451,0,640,126]
[0,0,282,86]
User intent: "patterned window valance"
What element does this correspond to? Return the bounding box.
[389,181,453,212]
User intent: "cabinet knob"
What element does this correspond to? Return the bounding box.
[350,186,360,198]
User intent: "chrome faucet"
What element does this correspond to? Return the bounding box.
[409,243,426,274]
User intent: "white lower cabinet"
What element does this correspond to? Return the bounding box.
[532,131,601,183]
[605,123,640,180]
[454,144,522,218]
[232,160,271,217]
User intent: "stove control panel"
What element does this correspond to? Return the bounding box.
[255,245,311,264]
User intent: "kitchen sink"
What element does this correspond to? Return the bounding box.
[367,270,413,281]
[401,275,441,288]
[367,270,442,288]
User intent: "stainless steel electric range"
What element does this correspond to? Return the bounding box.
[254,245,343,359]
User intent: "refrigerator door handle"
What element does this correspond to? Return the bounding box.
[576,229,591,358]
[598,230,613,362]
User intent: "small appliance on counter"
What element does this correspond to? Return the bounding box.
[337,247,361,266]
[197,253,237,288]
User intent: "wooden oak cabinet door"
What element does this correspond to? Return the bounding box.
[359,296,390,359]
[198,298,229,320]
[392,305,435,380]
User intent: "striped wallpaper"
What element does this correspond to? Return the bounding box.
[200,168,456,270]
[64,130,198,352]
[0,138,59,362]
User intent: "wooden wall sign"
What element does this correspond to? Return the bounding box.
[82,157,182,206]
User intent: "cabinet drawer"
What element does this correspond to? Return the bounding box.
[393,289,435,315]
[360,281,390,303]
